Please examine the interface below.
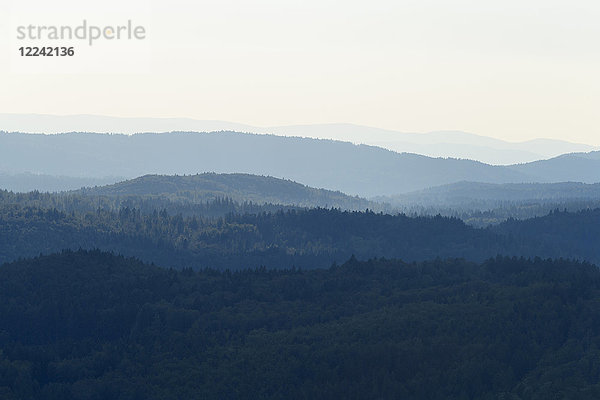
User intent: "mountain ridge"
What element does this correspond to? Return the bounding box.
[0,130,540,197]
[2,113,597,164]
[2,130,600,197]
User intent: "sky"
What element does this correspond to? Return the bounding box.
[1,0,599,145]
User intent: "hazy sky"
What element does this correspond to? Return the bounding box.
[1,0,599,144]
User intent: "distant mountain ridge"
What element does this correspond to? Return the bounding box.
[0,130,543,197]
[265,124,598,165]
[2,130,600,197]
[79,173,375,210]
[1,113,597,164]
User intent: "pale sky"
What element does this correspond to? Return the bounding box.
[1,0,599,145]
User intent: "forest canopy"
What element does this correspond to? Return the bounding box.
[0,250,599,399]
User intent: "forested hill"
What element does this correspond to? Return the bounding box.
[78,173,375,210]
[1,250,599,399]
[492,208,600,254]
[375,181,600,227]
[2,204,600,270]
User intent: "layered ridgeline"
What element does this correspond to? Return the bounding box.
[266,124,599,164]
[380,181,600,225]
[5,171,600,226]
[3,131,600,197]
[2,114,597,164]
[78,173,375,211]
[1,197,600,269]
[1,250,599,399]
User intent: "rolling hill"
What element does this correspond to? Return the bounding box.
[509,151,600,182]
[2,130,600,197]
[0,131,536,197]
[383,181,600,207]
[79,173,375,210]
